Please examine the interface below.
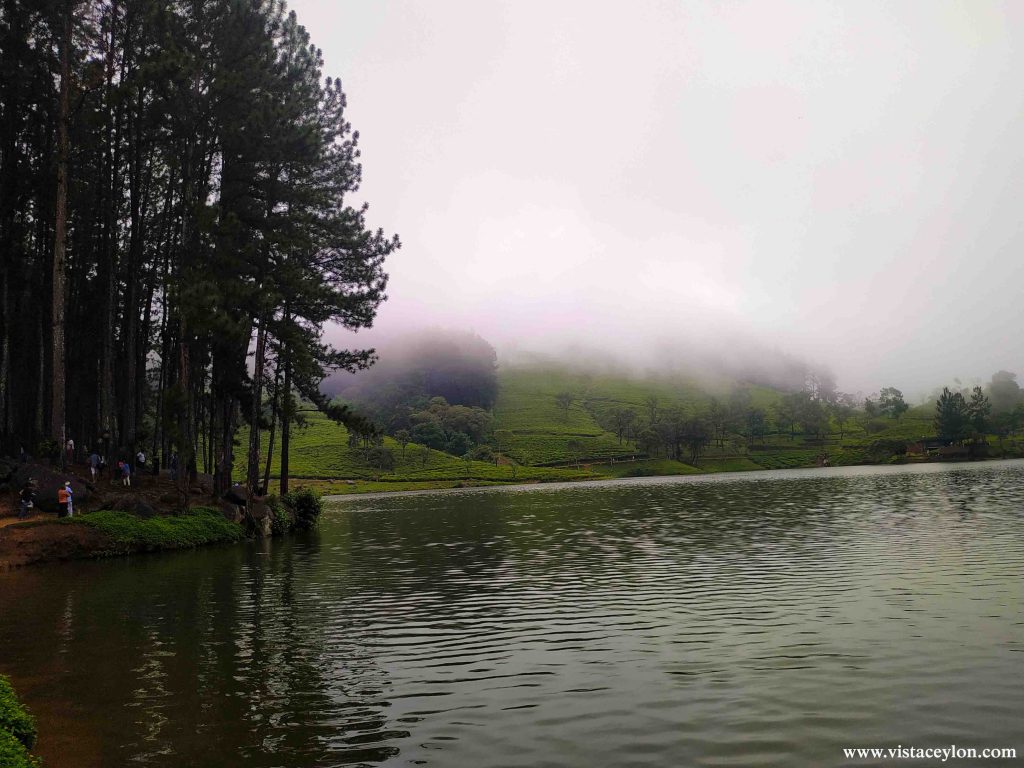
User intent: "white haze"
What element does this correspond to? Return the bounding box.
[291,0,1024,397]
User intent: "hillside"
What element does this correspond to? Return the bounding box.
[236,408,597,495]
[232,364,996,495]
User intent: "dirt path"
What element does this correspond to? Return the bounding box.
[0,512,54,529]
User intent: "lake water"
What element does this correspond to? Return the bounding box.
[1,461,1023,767]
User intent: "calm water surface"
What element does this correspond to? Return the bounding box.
[1,461,1023,767]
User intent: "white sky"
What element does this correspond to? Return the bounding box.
[291,0,1024,396]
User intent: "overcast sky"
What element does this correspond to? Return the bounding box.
[291,0,1024,396]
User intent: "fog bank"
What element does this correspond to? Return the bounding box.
[297,0,1024,397]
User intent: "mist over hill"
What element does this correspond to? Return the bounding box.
[324,326,824,405]
[323,329,499,411]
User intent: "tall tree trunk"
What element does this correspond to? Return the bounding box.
[176,320,193,510]
[280,353,291,495]
[261,357,281,495]
[99,0,119,442]
[122,96,144,454]
[246,318,267,494]
[0,262,9,447]
[51,2,72,456]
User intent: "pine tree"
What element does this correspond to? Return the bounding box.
[935,388,969,444]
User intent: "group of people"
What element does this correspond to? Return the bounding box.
[67,438,147,488]
[13,441,183,521]
[17,478,75,519]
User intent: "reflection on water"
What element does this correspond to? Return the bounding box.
[2,461,1024,767]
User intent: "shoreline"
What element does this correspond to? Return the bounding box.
[326,456,1024,502]
[3,457,1019,570]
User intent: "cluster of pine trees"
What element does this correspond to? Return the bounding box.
[0,1,398,502]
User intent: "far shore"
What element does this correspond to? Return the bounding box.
[325,456,1024,502]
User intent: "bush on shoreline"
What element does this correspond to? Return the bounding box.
[0,675,38,767]
[282,488,323,531]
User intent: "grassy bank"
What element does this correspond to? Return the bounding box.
[0,507,250,570]
[0,675,38,768]
[74,507,246,552]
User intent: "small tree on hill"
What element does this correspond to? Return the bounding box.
[610,407,637,445]
[879,387,909,421]
[682,417,711,465]
[935,387,969,444]
[708,397,728,448]
[796,392,828,440]
[567,439,584,468]
[832,402,855,441]
[555,391,574,419]
[774,395,798,441]
[644,395,659,425]
[988,371,1022,414]
[368,447,394,474]
[494,429,512,464]
[745,408,766,447]
[395,429,410,459]
[968,386,991,435]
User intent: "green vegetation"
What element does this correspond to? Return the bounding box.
[0,675,38,768]
[75,508,245,551]
[232,363,1024,495]
[281,489,323,531]
[592,459,702,478]
[237,410,595,487]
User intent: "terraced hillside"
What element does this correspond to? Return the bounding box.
[236,410,595,494]
[492,366,784,465]
[235,365,1017,496]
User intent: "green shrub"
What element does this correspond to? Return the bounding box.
[0,675,39,768]
[0,676,36,750]
[623,466,658,477]
[866,439,908,463]
[282,488,322,531]
[75,507,245,550]
[0,729,38,768]
[266,496,290,536]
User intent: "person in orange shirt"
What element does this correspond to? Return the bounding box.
[58,481,74,518]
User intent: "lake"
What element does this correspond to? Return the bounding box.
[1,461,1023,767]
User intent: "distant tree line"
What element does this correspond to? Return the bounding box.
[933,371,1024,446]
[0,1,397,503]
[328,330,499,463]
[577,367,1024,465]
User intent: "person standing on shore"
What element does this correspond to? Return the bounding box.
[18,480,35,519]
[57,482,72,518]
[120,461,132,488]
[65,437,75,466]
[88,450,100,481]
[169,451,179,482]
[63,481,74,517]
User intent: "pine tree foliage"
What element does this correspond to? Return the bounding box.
[0,0,398,499]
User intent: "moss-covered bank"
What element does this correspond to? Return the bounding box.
[0,493,322,570]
